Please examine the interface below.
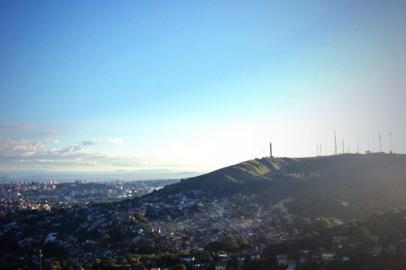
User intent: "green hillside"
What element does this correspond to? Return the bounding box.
[157,153,406,220]
[161,157,290,194]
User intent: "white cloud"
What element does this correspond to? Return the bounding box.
[107,137,123,145]
[0,136,191,174]
[0,137,146,171]
[0,138,45,157]
[51,140,97,155]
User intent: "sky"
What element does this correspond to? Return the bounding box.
[1,0,406,178]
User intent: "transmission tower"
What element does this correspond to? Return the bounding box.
[334,130,337,155]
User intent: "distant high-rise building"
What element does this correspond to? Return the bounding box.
[270,141,273,158]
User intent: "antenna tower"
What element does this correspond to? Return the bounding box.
[334,130,337,155]
[389,131,392,154]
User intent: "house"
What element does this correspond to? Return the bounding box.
[341,256,350,262]
[179,255,195,263]
[215,261,227,270]
[218,254,230,261]
[332,236,348,245]
[369,235,379,244]
[276,254,288,266]
[287,260,296,270]
[321,253,334,262]
[371,245,383,256]
[191,263,206,269]
[299,249,310,256]
[298,256,306,264]
[385,244,397,255]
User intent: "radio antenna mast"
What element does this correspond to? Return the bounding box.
[334,130,337,155]
[389,131,392,154]
[357,139,360,154]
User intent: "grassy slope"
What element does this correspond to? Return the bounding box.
[161,157,287,194]
[156,153,406,220]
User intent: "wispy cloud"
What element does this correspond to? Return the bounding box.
[31,130,59,138]
[52,140,97,155]
[0,123,36,130]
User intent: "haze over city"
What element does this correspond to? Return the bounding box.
[1,0,406,177]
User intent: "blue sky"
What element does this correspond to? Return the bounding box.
[1,0,405,177]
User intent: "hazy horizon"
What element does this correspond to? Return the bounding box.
[1,0,406,177]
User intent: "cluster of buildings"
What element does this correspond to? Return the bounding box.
[273,226,406,270]
[0,180,176,217]
[2,179,406,269]
[0,187,289,268]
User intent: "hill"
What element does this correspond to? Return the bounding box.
[155,153,406,220]
[3,153,406,269]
